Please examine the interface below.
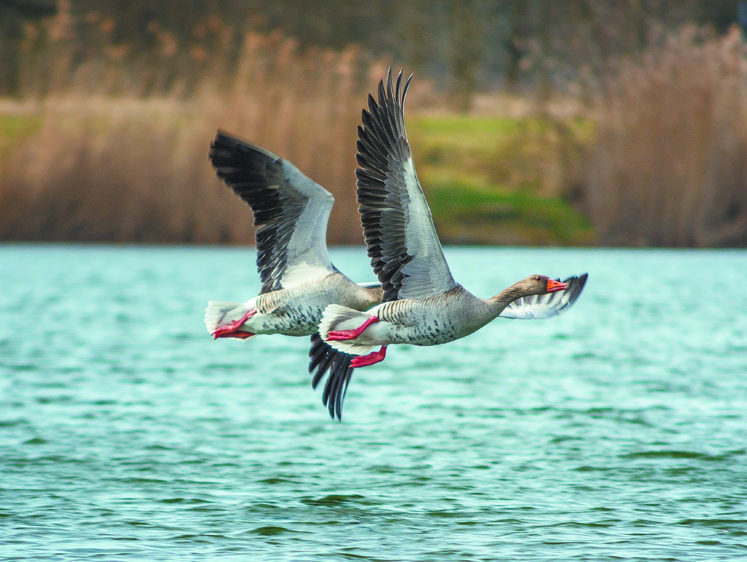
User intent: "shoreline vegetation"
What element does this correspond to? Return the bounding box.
[0,6,745,247]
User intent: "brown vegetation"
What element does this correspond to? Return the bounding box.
[1,3,747,248]
[586,26,747,247]
[0,25,393,244]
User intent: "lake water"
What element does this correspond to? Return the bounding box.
[1,245,746,560]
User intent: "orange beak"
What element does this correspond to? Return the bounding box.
[546,278,568,293]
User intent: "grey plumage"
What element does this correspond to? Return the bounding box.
[320,71,588,366]
[209,131,334,294]
[356,69,457,303]
[208,132,381,420]
[309,333,355,420]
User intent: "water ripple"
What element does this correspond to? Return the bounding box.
[1,246,746,560]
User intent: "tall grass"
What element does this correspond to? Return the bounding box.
[0,16,392,244]
[3,6,746,247]
[586,26,747,247]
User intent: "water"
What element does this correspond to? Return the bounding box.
[1,245,746,561]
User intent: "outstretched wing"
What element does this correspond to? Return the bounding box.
[356,69,457,302]
[308,333,355,420]
[209,132,335,293]
[501,274,588,319]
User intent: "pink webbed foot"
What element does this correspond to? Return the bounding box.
[222,331,254,339]
[327,315,379,341]
[351,346,387,368]
[212,309,257,339]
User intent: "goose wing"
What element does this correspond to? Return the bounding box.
[501,274,588,319]
[356,70,457,302]
[308,333,355,421]
[209,132,335,293]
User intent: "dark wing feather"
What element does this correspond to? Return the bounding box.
[356,69,457,302]
[501,274,589,319]
[309,333,355,421]
[209,132,334,293]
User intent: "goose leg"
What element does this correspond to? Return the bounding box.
[351,346,387,368]
[327,315,379,341]
[212,309,257,339]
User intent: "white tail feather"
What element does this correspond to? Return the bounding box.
[204,298,256,334]
[319,304,375,355]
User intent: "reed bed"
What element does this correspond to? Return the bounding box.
[586,26,747,247]
[2,5,746,247]
[0,26,392,244]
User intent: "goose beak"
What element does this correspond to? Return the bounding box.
[546,278,568,293]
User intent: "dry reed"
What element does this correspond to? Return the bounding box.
[586,26,747,247]
[4,7,746,248]
[0,20,394,244]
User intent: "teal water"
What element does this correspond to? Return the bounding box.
[1,245,746,560]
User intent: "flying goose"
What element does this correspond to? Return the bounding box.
[319,71,588,367]
[205,132,382,419]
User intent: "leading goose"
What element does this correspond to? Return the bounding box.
[205,132,382,419]
[319,70,588,367]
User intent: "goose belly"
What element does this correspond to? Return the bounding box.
[391,324,458,346]
[248,303,325,336]
[376,293,490,346]
[251,278,374,336]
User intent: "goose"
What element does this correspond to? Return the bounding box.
[205,132,382,419]
[319,70,588,368]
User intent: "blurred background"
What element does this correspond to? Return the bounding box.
[1,0,746,247]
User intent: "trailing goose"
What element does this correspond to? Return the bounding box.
[205,132,382,419]
[319,70,588,367]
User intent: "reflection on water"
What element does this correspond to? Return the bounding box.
[1,245,746,560]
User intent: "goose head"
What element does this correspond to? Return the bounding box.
[489,274,567,310]
[516,274,568,297]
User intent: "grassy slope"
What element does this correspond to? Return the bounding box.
[0,111,596,245]
[407,115,595,245]
[0,113,41,156]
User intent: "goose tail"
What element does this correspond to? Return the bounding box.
[204,298,257,335]
[319,304,375,355]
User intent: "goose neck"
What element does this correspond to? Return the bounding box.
[487,286,523,315]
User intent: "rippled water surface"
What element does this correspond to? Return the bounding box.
[1,245,746,560]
